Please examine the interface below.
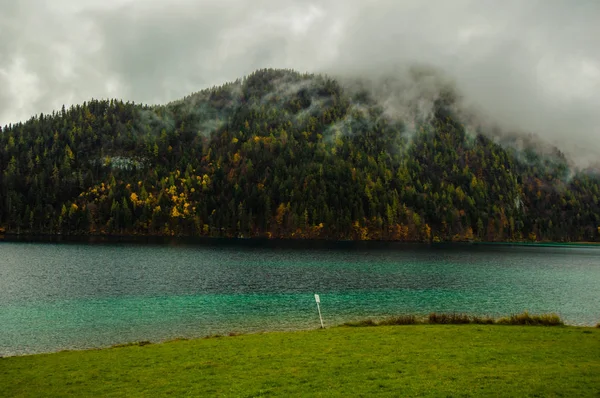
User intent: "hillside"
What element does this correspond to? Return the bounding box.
[1,68,599,242]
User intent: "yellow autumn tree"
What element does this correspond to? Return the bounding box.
[275,203,287,225]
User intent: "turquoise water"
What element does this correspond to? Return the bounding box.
[1,240,599,356]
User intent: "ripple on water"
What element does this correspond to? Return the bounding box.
[1,241,599,356]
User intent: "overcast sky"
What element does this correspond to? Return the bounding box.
[1,0,598,162]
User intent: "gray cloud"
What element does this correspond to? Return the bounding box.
[1,0,598,163]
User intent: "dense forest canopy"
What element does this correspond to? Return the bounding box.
[1,68,599,242]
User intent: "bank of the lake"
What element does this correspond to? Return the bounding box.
[3,233,600,246]
[1,325,599,397]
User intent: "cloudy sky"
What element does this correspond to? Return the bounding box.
[1,0,598,162]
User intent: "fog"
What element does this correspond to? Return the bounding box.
[1,0,598,163]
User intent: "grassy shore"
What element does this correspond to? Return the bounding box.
[1,324,599,397]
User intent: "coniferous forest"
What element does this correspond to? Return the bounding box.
[1,68,599,242]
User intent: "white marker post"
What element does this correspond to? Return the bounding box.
[314,294,324,329]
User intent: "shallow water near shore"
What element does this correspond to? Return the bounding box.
[1,240,599,356]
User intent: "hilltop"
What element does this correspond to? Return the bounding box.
[1,68,599,242]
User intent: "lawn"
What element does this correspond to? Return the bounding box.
[1,325,599,397]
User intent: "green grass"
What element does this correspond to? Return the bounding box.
[1,325,599,397]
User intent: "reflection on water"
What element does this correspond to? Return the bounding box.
[1,240,599,356]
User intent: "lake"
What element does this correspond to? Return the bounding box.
[1,240,599,356]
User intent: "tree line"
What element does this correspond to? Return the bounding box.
[1,68,599,242]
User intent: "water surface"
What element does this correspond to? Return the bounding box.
[1,240,599,356]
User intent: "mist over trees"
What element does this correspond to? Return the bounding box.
[1,68,599,242]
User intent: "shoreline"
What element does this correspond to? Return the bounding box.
[2,233,599,247]
[4,312,597,359]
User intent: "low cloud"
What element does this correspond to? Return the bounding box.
[1,0,598,164]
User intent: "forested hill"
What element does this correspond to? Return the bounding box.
[1,68,599,242]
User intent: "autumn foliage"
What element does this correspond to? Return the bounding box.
[1,69,599,242]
